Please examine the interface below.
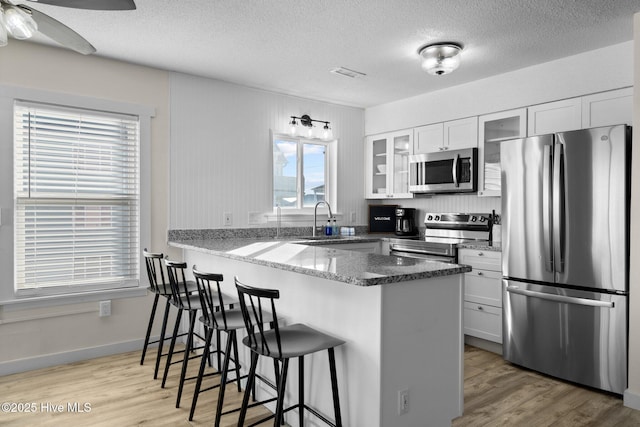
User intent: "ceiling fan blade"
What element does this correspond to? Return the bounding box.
[20,6,96,55]
[24,0,136,10]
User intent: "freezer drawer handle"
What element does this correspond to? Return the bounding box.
[506,285,614,308]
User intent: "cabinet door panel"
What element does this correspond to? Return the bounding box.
[445,117,478,150]
[464,270,502,307]
[528,98,582,136]
[413,123,443,154]
[582,87,632,128]
[464,302,502,343]
[458,249,501,271]
[478,108,527,197]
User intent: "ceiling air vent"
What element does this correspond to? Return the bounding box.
[330,67,366,78]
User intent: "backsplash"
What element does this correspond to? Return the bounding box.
[375,193,501,223]
[168,225,370,241]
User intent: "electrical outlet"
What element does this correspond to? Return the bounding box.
[223,212,233,226]
[398,388,409,415]
[99,300,111,317]
[350,211,356,223]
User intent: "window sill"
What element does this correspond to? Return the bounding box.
[0,287,148,312]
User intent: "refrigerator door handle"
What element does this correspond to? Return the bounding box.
[542,145,553,272]
[553,143,565,273]
[452,154,459,187]
[506,285,614,308]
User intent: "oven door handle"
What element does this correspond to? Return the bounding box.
[390,245,449,257]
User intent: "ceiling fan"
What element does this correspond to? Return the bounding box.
[0,0,136,55]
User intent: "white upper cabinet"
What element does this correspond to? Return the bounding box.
[478,108,527,197]
[365,130,413,199]
[444,117,478,150]
[414,117,478,154]
[527,97,582,136]
[413,122,443,154]
[581,87,633,128]
[528,88,632,137]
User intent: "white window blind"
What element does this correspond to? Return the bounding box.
[14,101,140,293]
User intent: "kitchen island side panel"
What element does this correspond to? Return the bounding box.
[380,274,464,427]
[184,249,383,427]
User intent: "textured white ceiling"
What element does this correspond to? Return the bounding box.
[17,0,640,107]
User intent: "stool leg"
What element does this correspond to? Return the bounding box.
[176,310,197,408]
[214,330,235,427]
[274,358,289,427]
[298,356,304,426]
[189,326,213,421]
[162,308,183,388]
[328,347,342,427]
[232,331,242,392]
[238,352,259,427]
[141,293,160,365]
[154,299,171,379]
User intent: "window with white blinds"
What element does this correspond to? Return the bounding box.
[14,101,140,294]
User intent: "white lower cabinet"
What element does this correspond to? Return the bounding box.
[459,249,502,344]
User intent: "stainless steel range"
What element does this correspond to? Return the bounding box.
[388,213,493,263]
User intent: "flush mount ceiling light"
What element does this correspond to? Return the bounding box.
[288,114,332,140]
[418,42,463,76]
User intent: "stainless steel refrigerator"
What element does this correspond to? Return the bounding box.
[501,124,630,395]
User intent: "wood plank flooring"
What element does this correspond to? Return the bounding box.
[1,344,639,426]
[454,345,640,427]
[0,345,273,426]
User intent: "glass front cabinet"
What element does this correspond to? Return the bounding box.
[477,108,527,197]
[365,130,413,199]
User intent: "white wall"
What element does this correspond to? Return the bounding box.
[0,41,171,372]
[625,13,640,410]
[169,73,365,229]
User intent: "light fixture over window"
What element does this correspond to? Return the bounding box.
[418,42,463,76]
[288,114,332,140]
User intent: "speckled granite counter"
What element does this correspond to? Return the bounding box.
[169,236,471,286]
[457,242,502,252]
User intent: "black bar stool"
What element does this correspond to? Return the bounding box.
[189,266,262,425]
[141,249,197,379]
[162,259,228,408]
[235,276,345,427]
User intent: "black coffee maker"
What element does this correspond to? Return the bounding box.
[395,208,417,236]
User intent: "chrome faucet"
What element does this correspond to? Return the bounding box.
[313,201,333,237]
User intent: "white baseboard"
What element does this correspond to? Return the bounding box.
[464,335,503,355]
[0,338,150,376]
[624,389,640,411]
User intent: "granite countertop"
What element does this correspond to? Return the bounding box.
[169,236,471,287]
[457,242,502,252]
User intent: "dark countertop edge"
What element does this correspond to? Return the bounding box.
[169,240,471,286]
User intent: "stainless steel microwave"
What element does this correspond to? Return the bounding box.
[409,147,478,194]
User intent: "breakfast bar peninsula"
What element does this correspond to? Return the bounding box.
[169,235,469,427]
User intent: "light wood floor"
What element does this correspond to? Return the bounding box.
[1,345,639,426]
[453,345,640,426]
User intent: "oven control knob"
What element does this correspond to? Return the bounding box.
[434,215,440,221]
[479,216,486,222]
[471,216,477,222]
[427,215,433,221]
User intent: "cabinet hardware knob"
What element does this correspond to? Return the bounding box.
[478,306,483,310]
[478,252,484,256]
[477,272,483,276]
